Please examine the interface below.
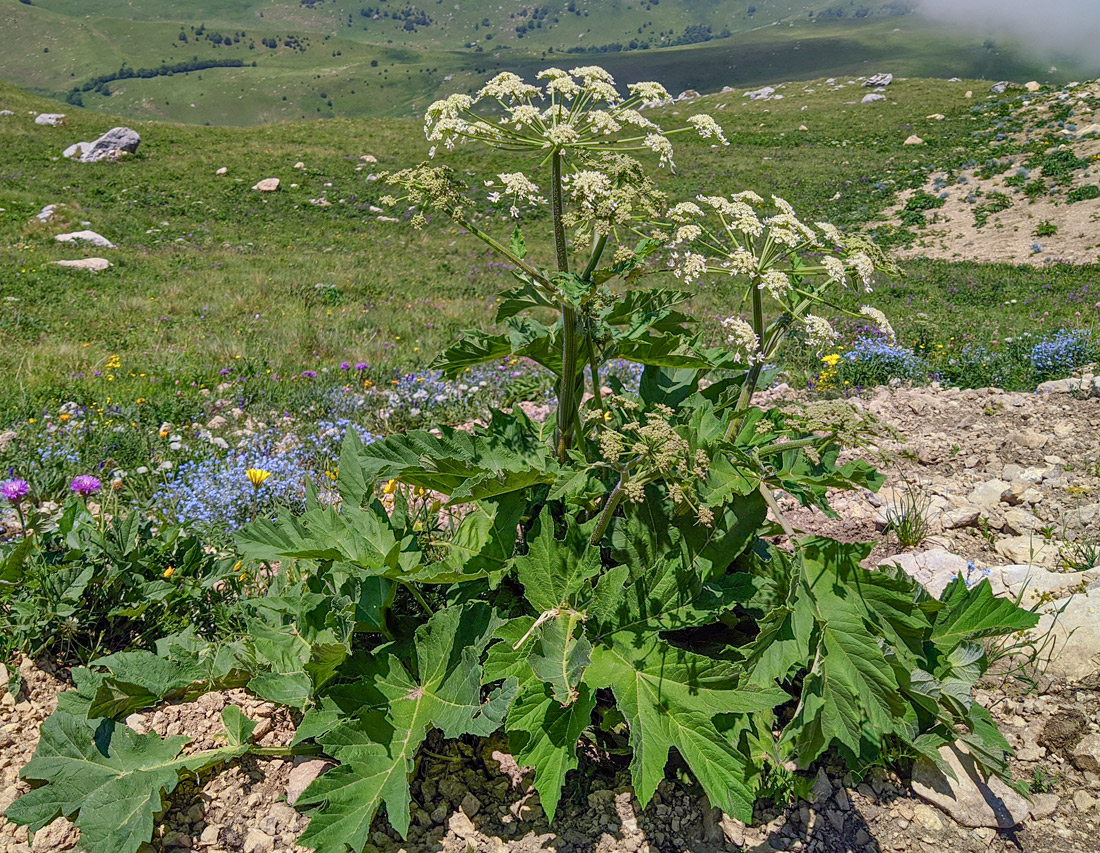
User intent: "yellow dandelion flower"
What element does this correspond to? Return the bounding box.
[163,566,175,579]
[246,468,272,487]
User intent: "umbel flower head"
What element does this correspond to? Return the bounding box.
[422,65,727,172]
[1,478,29,504]
[246,468,271,488]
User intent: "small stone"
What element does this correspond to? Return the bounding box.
[1009,429,1048,450]
[1072,734,1100,774]
[1025,81,1041,92]
[31,817,79,851]
[911,804,943,831]
[198,825,219,846]
[242,828,274,853]
[460,791,482,817]
[904,134,924,145]
[1029,793,1060,820]
[162,830,192,848]
[1073,790,1095,812]
[216,167,228,175]
[50,258,112,271]
[294,161,305,169]
[719,814,746,846]
[448,811,476,839]
[252,178,280,192]
[810,768,833,804]
[35,113,65,126]
[286,758,333,806]
[54,230,114,248]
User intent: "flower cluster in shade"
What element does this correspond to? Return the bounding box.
[156,422,376,530]
[1030,328,1092,378]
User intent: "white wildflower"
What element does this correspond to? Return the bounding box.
[569,65,615,84]
[546,124,581,147]
[733,190,764,204]
[721,249,757,276]
[506,104,542,128]
[722,317,760,360]
[477,72,539,102]
[628,81,671,106]
[688,114,729,145]
[822,256,848,286]
[771,195,796,216]
[567,170,612,207]
[672,224,701,245]
[424,93,472,125]
[803,314,839,350]
[544,74,581,100]
[667,201,703,222]
[645,134,675,169]
[583,80,621,104]
[848,252,875,290]
[587,110,622,135]
[760,269,791,299]
[728,201,764,237]
[618,109,658,130]
[671,251,708,283]
[859,306,895,341]
[816,221,843,245]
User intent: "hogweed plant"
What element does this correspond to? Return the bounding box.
[8,67,1039,853]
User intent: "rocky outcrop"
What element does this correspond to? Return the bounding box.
[75,127,141,163]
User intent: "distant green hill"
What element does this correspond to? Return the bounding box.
[2,0,1095,125]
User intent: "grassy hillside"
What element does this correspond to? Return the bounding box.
[3,0,1095,125]
[2,72,1098,422]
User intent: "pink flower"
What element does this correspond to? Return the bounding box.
[70,475,102,496]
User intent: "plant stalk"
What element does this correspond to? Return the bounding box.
[590,474,625,546]
[552,150,580,462]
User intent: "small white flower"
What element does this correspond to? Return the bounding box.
[507,104,542,128]
[477,72,539,102]
[823,256,848,286]
[583,80,621,104]
[671,252,708,283]
[722,317,760,358]
[848,252,875,290]
[645,133,675,169]
[547,123,581,147]
[672,224,701,245]
[859,306,895,341]
[803,314,839,350]
[627,81,671,105]
[721,249,757,276]
[617,109,658,130]
[688,114,729,145]
[816,221,843,245]
[760,269,791,299]
[569,65,615,85]
[667,201,703,222]
[587,110,622,135]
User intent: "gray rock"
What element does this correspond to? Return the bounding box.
[242,829,274,853]
[54,230,114,248]
[50,258,112,271]
[988,564,1100,604]
[1072,734,1100,774]
[30,817,79,851]
[995,535,1059,568]
[1003,508,1043,535]
[252,177,280,192]
[968,479,1011,511]
[879,548,967,597]
[942,506,981,529]
[912,743,1031,828]
[62,142,90,159]
[0,109,13,116]
[744,86,776,101]
[990,81,1010,94]
[285,758,333,806]
[1029,793,1059,820]
[863,73,894,87]
[34,113,65,126]
[78,127,141,162]
[1009,429,1048,450]
[1032,587,1100,679]
[35,203,61,222]
[862,93,886,104]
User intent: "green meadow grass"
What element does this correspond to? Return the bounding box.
[1,75,1097,425]
[3,0,1093,126]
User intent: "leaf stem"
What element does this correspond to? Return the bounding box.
[404,581,435,615]
[590,474,625,546]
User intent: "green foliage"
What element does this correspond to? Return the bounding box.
[7,66,1042,853]
[0,500,245,662]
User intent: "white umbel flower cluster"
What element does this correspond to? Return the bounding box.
[803,314,839,350]
[859,306,895,341]
[722,317,762,363]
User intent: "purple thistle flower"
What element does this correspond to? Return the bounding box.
[354,362,368,371]
[302,370,317,379]
[1,479,29,503]
[339,361,350,370]
[70,475,102,497]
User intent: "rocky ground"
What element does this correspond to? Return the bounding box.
[1,380,1099,853]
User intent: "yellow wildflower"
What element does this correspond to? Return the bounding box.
[163,566,175,579]
[246,468,272,487]
[383,478,399,495]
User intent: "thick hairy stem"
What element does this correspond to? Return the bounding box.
[724,284,767,442]
[590,474,625,546]
[552,150,580,461]
[582,234,608,413]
